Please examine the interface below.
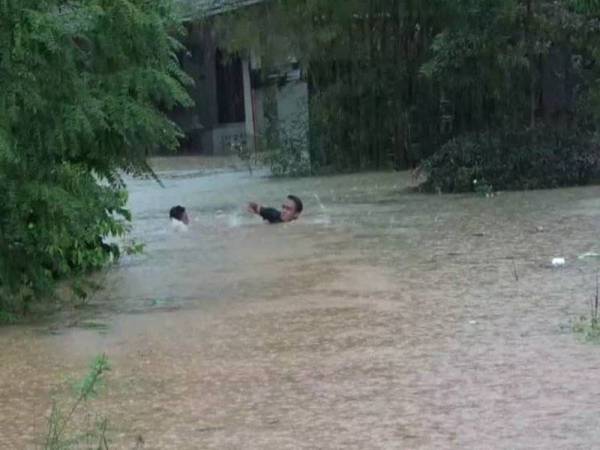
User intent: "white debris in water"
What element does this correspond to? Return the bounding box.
[551,257,566,267]
[469,320,477,325]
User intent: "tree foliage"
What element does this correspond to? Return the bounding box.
[0,0,191,315]
[211,0,600,179]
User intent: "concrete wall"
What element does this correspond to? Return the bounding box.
[170,22,310,159]
[211,123,246,155]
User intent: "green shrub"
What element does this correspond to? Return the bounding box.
[0,0,191,316]
[421,127,600,193]
[262,136,311,177]
[260,114,311,177]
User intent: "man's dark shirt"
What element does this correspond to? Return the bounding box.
[259,207,283,223]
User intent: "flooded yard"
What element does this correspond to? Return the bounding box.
[2,159,600,449]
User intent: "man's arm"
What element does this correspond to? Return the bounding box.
[247,202,261,215]
[247,202,282,223]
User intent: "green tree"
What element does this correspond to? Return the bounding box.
[0,0,192,316]
[209,0,600,178]
[211,0,467,171]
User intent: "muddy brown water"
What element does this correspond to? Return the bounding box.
[2,160,600,449]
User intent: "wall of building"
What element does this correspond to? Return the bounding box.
[169,19,310,161]
[170,22,247,155]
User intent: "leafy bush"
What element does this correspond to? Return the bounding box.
[420,127,600,193]
[0,0,191,316]
[260,112,311,177]
[0,163,128,314]
[262,134,311,177]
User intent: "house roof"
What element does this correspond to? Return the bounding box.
[178,0,265,18]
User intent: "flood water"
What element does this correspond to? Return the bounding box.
[2,157,600,449]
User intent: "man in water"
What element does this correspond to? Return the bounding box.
[247,195,303,224]
[170,205,189,231]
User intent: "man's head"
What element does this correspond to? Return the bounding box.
[169,205,189,225]
[281,195,303,222]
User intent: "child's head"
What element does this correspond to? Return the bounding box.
[169,205,189,224]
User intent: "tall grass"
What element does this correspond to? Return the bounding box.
[43,354,111,450]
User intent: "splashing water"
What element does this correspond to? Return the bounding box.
[313,192,326,211]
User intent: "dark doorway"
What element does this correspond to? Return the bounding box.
[216,49,245,124]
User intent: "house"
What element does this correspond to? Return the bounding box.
[172,0,309,159]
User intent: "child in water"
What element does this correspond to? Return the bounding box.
[169,205,189,232]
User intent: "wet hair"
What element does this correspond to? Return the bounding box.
[287,195,303,213]
[169,205,187,222]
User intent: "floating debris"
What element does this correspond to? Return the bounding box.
[552,257,566,267]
